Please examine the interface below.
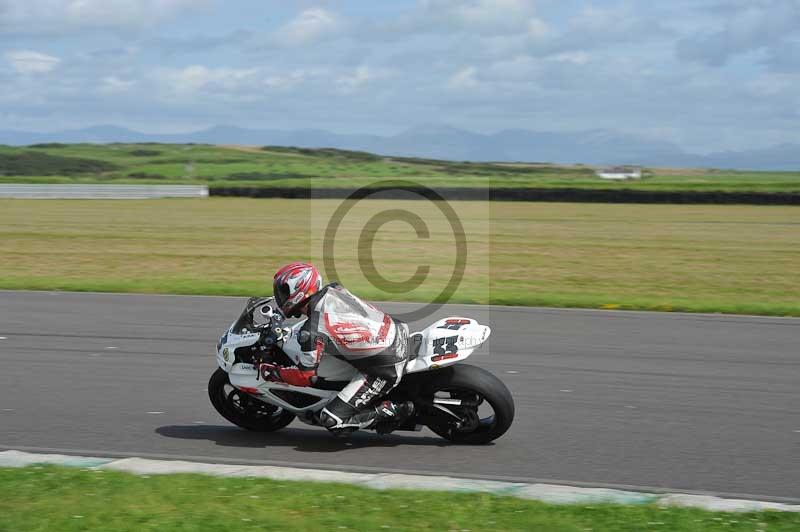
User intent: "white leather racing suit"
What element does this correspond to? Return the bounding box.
[281,283,410,430]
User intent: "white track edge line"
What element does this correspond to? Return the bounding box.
[5,443,797,503]
[0,450,797,513]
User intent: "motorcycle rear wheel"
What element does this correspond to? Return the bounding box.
[422,364,514,444]
[208,368,295,431]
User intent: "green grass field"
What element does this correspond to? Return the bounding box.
[1,466,797,532]
[1,143,799,192]
[1,198,798,316]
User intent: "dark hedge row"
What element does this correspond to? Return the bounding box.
[210,186,800,205]
[0,151,118,176]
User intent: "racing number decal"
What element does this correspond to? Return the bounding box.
[432,335,459,361]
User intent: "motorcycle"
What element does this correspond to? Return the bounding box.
[208,296,514,444]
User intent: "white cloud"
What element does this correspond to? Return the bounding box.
[447,66,479,89]
[549,51,589,65]
[155,65,260,94]
[569,6,621,32]
[378,3,654,70]
[4,50,60,74]
[2,1,799,154]
[454,0,535,31]
[429,0,542,35]
[676,1,800,66]
[527,17,550,39]
[264,70,310,90]
[98,75,136,93]
[562,5,665,51]
[66,0,199,26]
[336,66,393,92]
[483,54,547,86]
[746,72,800,97]
[273,8,342,47]
[0,0,207,33]
[367,0,544,40]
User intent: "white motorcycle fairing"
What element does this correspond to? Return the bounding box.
[406,317,491,374]
[215,314,491,417]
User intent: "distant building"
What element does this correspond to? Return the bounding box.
[596,166,642,180]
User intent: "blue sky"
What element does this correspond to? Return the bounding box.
[1,0,798,152]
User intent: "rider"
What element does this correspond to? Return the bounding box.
[267,262,414,435]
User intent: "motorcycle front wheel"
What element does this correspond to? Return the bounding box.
[208,368,295,431]
[422,364,515,444]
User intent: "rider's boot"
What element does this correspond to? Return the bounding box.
[320,400,414,436]
[373,400,415,435]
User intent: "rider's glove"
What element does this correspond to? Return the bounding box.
[258,363,315,387]
[278,366,316,387]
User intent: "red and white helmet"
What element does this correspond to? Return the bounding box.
[273,262,323,317]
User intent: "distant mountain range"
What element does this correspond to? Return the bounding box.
[1,124,798,170]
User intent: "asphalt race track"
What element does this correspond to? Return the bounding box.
[1,291,798,502]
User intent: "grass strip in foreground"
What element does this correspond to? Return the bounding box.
[1,466,798,531]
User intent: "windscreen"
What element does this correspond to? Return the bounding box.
[230,296,278,334]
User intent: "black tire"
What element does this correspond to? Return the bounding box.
[208,368,295,432]
[422,364,514,444]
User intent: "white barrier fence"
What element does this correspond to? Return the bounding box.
[0,184,208,199]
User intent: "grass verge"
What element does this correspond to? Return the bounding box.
[1,198,798,317]
[1,466,798,532]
